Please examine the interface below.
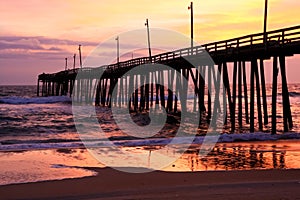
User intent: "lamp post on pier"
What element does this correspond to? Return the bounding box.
[116,36,120,64]
[263,0,269,45]
[73,54,76,70]
[65,57,68,71]
[145,18,152,62]
[188,2,194,51]
[78,44,82,68]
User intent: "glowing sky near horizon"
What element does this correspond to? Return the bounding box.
[0,0,300,84]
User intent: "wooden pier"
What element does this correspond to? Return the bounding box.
[37,25,300,134]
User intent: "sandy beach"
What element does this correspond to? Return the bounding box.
[1,168,300,200]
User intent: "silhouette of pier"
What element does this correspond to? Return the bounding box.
[37,25,300,134]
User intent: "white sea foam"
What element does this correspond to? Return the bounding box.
[0,96,71,105]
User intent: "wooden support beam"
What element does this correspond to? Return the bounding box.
[193,68,198,112]
[167,70,174,113]
[52,81,55,96]
[272,56,278,134]
[155,71,159,105]
[242,61,249,124]
[211,66,221,113]
[207,66,212,122]
[250,60,255,133]
[125,76,128,107]
[260,59,268,125]
[238,61,243,127]
[77,80,80,100]
[134,75,138,111]
[114,78,119,107]
[103,78,108,106]
[253,59,263,131]
[37,80,40,96]
[89,79,93,103]
[231,61,238,132]
[160,70,165,108]
[140,75,145,111]
[181,69,187,113]
[150,72,154,107]
[79,80,83,103]
[188,68,200,113]
[199,66,206,113]
[129,75,133,110]
[211,64,222,127]
[223,62,232,126]
[174,70,178,113]
[119,77,123,108]
[145,73,150,110]
[95,80,100,106]
[279,55,293,132]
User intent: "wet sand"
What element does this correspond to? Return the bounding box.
[1,168,300,200]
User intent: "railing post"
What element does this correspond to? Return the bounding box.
[237,39,240,54]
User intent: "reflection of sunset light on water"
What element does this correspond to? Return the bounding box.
[164,140,300,172]
[0,149,103,185]
[82,140,300,172]
[0,140,300,185]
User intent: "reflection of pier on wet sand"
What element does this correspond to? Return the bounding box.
[38,25,300,134]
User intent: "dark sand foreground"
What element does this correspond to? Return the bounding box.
[1,168,300,200]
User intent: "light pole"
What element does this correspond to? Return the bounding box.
[73,54,76,70]
[263,0,268,44]
[188,2,194,51]
[65,57,68,71]
[116,36,120,64]
[78,44,82,68]
[145,18,152,61]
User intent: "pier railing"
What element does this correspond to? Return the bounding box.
[40,25,300,78]
[99,25,300,73]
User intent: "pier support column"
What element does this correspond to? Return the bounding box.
[279,55,293,132]
[37,80,40,96]
[145,73,150,110]
[250,60,255,133]
[238,61,243,127]
[272,56,278,134]
[231,61,238,132]
[207,66,212,122]
[129,75,134,110]
[223,62,232,129]
[199,66,206,113]
[242,61,249,124]
[254,59,263,131]
[95,80,101,106]
[160,70,165,109]
[260,59,268,125]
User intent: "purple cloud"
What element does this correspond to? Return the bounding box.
[0,36,99,47]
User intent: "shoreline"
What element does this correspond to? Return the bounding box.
[1,168,300,199]
[1,139,300,186]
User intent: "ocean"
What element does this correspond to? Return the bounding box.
[0,85,300,185]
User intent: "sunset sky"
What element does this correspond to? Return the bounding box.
[0,0,300,85]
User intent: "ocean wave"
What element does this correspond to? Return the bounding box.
[0,96,71,105]
[1,132,300,152]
